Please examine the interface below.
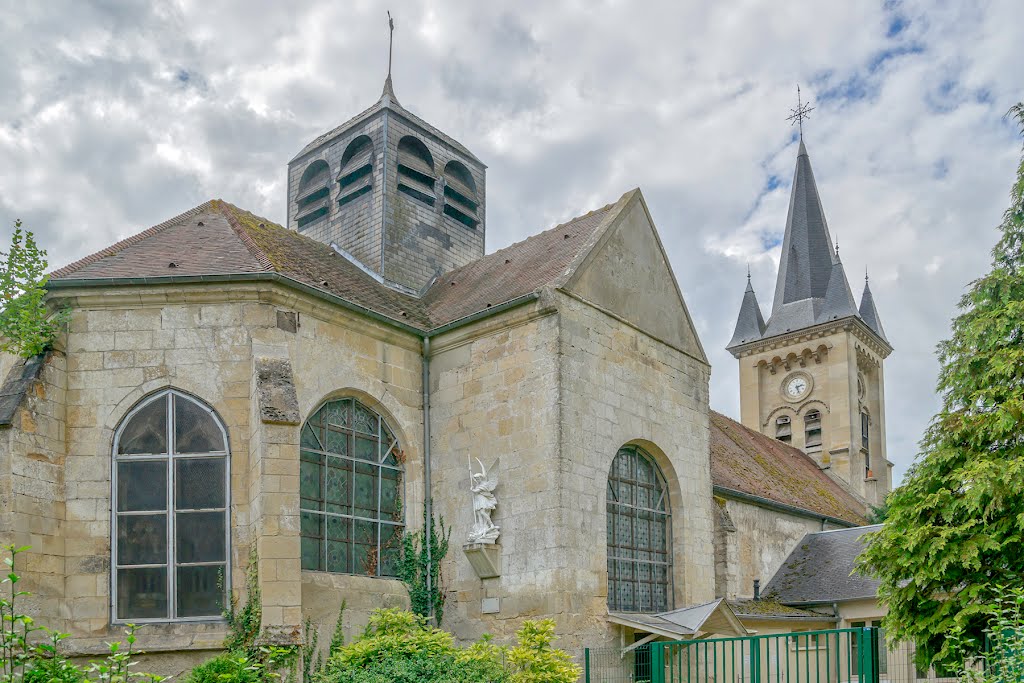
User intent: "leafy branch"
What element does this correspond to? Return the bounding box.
[0,222,68,358]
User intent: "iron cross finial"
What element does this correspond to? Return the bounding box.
[387,11,395,79]
[787,84,815,139]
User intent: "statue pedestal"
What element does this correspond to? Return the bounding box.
[463,542,501,579]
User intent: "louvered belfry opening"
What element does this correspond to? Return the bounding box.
[442,159,479,229]
[396,135,436,207]
[295,160,331,229]
[337,135,374,207]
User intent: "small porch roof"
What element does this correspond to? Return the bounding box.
[608,598,749,640]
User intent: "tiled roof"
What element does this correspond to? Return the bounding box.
[764,525,883,604]
[49,194,625,333]
[50,204,266,279]
[421,200,618,326]
[727,598,831,620]
[709,411,867,525]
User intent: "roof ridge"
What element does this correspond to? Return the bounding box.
[50,201,216,279]
[214,201,277,272]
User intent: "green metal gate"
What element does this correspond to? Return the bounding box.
[585,627,881,683]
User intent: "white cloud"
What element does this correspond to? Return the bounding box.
[0,0,1020,482]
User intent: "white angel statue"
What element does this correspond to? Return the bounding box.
[468,456,500,544]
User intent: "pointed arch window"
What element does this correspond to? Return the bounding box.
[112,390,229,622]
[299,398,404,577]
[606,445,672,613]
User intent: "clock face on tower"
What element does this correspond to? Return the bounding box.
[783,373,811,401]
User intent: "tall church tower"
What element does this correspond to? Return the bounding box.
[287,75,486,292]
[726,139,893,506]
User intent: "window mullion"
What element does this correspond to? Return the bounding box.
[376,417,383,577]
[167,393,175,620]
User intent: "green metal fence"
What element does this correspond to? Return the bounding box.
[586,628,881,683]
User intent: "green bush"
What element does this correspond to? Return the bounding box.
[183,654,259,683]
[1,544,161,683]
[315,608,579,683]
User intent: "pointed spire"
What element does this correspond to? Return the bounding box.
[859,275,888,343]
[380,73,400,106]
[728,276,767,348]
[380,12,401,107]
[816,253,859,323]
[771,139,836,314]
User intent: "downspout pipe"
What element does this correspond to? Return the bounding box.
[422,335,433,621]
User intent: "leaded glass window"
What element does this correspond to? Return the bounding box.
[299,398,403,577]
[606,446,672,613]
[112,390,229,621]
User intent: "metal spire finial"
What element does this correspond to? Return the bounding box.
[865,266,869,283]
[747,263,752,282]
[786,85,815,139]
[387,11,395,79]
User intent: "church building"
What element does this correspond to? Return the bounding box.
[0,74,886,677]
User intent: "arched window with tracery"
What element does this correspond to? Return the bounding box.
[606,445,672,613]
[299,398,404,577]
[112,390,229,621]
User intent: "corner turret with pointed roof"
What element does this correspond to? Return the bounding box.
[859,274,888,343]
[728,274,767,348]
[287,68,486,292]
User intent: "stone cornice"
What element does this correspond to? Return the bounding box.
[729,315,892,360]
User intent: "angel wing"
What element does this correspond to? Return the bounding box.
[474,457,499,491]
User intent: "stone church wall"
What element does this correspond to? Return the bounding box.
[0,282,426,678]
[712,497,838,601]
[427,301,562,643]
[0,351,67,633]
[556,292,715,651]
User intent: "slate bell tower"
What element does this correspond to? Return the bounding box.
[287,70,486,293]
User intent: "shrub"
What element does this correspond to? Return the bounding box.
[506,620,581,683]
[316,608,579,683]
[183,654,259,683]
[1,544,161,683]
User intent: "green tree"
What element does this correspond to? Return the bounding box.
[858,103,1024,667]
[0,222,67,358]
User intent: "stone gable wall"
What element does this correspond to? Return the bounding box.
[556,291,715,650]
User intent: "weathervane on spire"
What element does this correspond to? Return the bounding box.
[787,85,815,138]
[387,11,395,79]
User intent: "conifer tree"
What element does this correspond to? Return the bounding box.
[859,103,1024,665]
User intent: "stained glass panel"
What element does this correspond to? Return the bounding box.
[299,398,403,577]
[117,461,167,512]
[118,396,168,455]
[606,446,671,613]
[117,567,167,620]
[174,395,225,454]
[176,458,226,510]
[118,515,167,565]
[177,565,224,617]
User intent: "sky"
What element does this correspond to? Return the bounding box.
[1,0,1021,483]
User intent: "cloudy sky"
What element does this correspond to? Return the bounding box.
[2,1,1021,482]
